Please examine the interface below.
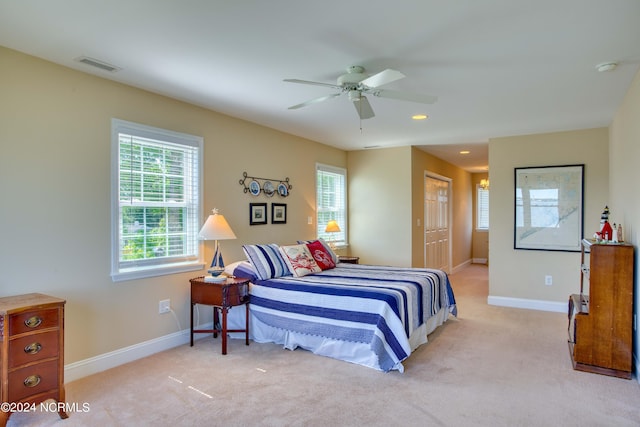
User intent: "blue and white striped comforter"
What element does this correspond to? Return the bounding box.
[249,263,457,372]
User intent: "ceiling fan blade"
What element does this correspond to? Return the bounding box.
[283,78,342,90]
[288,93,342,110]
[371,88,438,104]
[353,95,375,120]
[360,68,405,88]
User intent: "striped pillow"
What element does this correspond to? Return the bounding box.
[242,244,290,280]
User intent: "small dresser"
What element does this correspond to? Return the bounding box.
[0,293,67,426]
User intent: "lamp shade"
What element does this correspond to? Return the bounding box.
[325,220,341,233]
[199,208,237,240]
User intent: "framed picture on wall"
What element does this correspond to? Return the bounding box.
[271,203,287,224]
[514,164,584,252]
[249,203,267,225]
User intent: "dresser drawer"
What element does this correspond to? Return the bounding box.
[10,308,59,335]
[9,331,60,368]
[8,359,59,402]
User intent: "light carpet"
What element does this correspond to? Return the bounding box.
[8,264,640,426]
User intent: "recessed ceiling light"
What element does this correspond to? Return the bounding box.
[412,114,428,120]
[459,150,470,155]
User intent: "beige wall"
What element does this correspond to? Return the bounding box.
[411,147,473,270]
[0,47,345,364]
[472,172,489,262]
[609,68,640,370]
[488,128,609,303]
[346,147,473,270]
[347,147,413,265]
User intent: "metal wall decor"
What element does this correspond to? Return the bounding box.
[239,172,292,197]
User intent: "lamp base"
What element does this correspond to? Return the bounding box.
[204,275,226,283]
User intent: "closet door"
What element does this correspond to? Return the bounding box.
[424,173,451,272]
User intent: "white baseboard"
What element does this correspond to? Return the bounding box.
[451,259,472,274]
[472,258,488,265]
[64,322,212,383]
[487,295,567,313]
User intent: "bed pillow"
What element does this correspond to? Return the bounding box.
[242,244,290,281]
[306,240,336,270]
[297,238,338,264]
[224,260,258,281]
[279,244,322,277]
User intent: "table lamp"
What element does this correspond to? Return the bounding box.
[199,208,237,277]
[324,220,341,249]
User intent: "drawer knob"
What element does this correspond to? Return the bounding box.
[23,375,41,388]
[24,316,43,328]
[24,342,43,354]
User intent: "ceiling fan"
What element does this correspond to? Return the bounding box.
[284,65,437,120]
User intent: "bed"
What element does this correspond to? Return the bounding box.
[224,241,457,372]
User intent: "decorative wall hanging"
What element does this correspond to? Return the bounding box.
[249,203,268,225]
[271,203,287,224]
[240,172,292,197]
[514,164,584,252]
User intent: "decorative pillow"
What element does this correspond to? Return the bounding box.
[224,260,258,281]
[242,244,290,281]
[298,238,338,264]
[279,244,322,277]
[306,240,336,270]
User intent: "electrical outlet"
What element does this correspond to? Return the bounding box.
[159,299,171,314]
[545,275,552,286]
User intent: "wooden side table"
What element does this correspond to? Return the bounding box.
[0,293,67,427]
[189,277,250,355]
[338,256,359,264]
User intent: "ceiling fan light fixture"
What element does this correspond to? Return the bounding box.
[348,90,361,101]
[596,62,618,72]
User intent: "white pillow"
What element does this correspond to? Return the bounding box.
[279,244,321,277]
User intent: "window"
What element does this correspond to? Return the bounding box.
[111,119,203,281]
[316,164,347,246]
[476,185,489,231]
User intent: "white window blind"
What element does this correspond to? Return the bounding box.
[316,164,347,245]
[477,185,489,230]
[111,119,203,281]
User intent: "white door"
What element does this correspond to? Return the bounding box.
[424,173,451,272]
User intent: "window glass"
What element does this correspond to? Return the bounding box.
[316,164,347,246]
[477,185,489,230]
[111,119,203,281]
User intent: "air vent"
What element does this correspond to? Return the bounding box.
[74,56,121,73]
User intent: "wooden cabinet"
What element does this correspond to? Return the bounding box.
[0,293,67,426]
[568,239,634,379]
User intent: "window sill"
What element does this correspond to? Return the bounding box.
[112,261,205,282]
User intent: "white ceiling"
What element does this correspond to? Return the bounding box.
[2,1,639,172]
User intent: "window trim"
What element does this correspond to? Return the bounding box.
[316,163,347,247]
[110,119,204,282]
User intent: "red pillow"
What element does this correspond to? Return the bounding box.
[306,240,336,270]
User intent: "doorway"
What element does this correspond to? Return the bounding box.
[424,172,452,272]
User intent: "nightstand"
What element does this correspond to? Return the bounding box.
[189,277,250,355]
[338,256,359,264]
